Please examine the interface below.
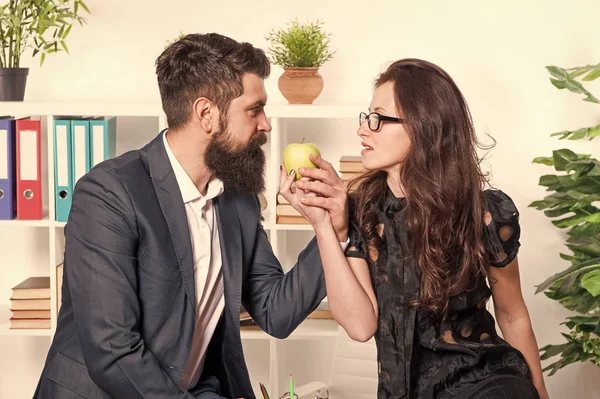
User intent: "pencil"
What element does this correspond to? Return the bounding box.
[259,382,270,399]
[289,374,294,399]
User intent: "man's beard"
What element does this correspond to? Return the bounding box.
[204,125,267,194]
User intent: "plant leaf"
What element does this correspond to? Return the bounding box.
[546,65,600,103]
[552,124,600,141]
[564,316,600,325]
[566,190,588,200]
[544,206,576,218]
[569,223,600,238]
[64,24,72,39]
[533,156,554,166]
[536,257,600,293]
[583,68,600,81]
[79,2,91,14]
[581,270,600,297]
[553,149,582,171]
[550,78,567,90]
[539,342,571,360]
[539,174,560,187]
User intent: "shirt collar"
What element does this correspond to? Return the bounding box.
[162,130,224,204]
[383,184,406,217]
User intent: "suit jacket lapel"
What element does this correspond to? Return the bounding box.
[214,188,242,318]
[141,131,196,311]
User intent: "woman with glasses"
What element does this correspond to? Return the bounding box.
[279,58,548,399]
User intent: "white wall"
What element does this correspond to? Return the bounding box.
[2,0,600,397]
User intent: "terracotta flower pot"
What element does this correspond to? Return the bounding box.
[278,67,324,104]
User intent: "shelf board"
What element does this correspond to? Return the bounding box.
[0,320,337,339]
[273,223,314,231]
[1,101,164,117]
[266,104,363,119]
[0,102,363,119]
[0,214,51,227]
[0,322,52,336]
[240,319,338,340]
[262,216,314,231]
[49,220,314,231]
[0,302,336,338]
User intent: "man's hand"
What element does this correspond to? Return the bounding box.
[296,154,349,242]
[279,168,328,229]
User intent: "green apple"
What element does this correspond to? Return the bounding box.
[283,139,321,180]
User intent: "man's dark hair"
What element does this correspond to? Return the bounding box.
[155,33,270,129]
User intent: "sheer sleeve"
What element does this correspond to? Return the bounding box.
[482,189,521,268]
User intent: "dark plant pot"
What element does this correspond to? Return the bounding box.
[0,68,29,101]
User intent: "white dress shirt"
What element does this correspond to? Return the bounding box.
[163,132,225,389]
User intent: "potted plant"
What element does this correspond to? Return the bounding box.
[265,18,335,104]
[0,0,90,101]
[164,31,186,47]
[530,62,600,375]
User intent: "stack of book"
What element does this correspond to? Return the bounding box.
[339,156,365,188]
[275,193,309,225]
[9,276,51,329]
[258,192,268,221]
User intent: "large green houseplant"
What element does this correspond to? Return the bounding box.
[265,18,335,104]
[0,0,90,101]
[530,62,600,375]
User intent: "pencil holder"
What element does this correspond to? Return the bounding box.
[279,392,299,399]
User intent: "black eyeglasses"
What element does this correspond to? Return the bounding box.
[359,111,405,131]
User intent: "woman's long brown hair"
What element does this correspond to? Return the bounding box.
[348,58,491,314]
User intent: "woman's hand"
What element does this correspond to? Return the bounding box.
[278,154,348,241]
[296,154,349,242]
[279,166,330,229]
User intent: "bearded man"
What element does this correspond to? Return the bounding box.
[33,33,348,399]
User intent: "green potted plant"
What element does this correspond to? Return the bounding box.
[530,62,600,376]
[0,0,90,101]
[265,18,335,104]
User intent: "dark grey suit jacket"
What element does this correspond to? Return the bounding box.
[33,131,326,399]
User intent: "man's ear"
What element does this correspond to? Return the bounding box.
[193,97,219,133]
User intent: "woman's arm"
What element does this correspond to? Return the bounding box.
[487,256,549,399]
[278,161,378,342]
[312,221,378,342]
